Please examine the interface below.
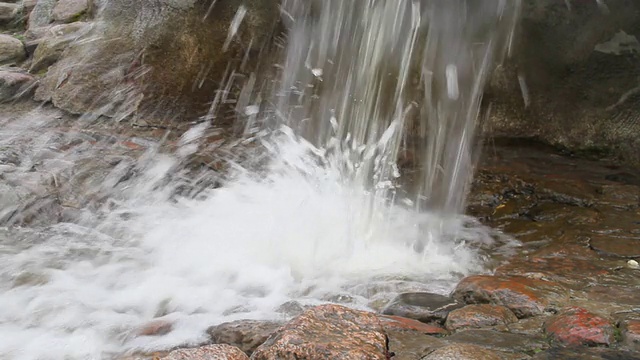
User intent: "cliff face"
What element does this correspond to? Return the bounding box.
[485,0,640,164]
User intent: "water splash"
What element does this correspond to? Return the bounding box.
[0,0,521,358]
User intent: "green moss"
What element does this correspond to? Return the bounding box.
[613,327,623,342]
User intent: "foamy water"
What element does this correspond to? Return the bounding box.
[0,122,506,359]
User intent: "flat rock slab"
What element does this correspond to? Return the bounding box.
[495,256,610,287]
[445,304,518,331]
[207,320,283,356]
[590,236,640,258]
[544,307,614,346]
[452,275,569,318]
[250,304,390,360]
[164,344,249,360]
[445,329,549,355]
[378,315,448,335]
[532,347,640,360]
[382,292,463,324]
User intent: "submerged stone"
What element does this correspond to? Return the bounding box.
[386,330,447,360]
[0,34,26,65]
[445,304,518,331]
[422,344,502,360]
[207,320,282,356]
[590,236,640,258]
[52,0,89,23]
[251,304,389,360]
[0,68,36,102]
[164,344,248,360]
[382,292,463,324]
[446,329,549,355]
[544,307,615,347]
[452,275,569,318]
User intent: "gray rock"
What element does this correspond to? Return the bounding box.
[29,21,90,73]
[382,292,464,324]
[0,68,37,102]
[207,320,282,356]
[0,34,26,65]
[28,0,57,29]
[52,0,89,23]
[0,2,21,26]
[422,344,503,360]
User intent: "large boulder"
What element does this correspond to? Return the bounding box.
[35,0,281,123]
[486,0,640,165]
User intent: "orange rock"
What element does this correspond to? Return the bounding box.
[137,320,173,337]
[452,275,569,318]
[544,307,614,346]
[251,304,390,360]
[621,318,640,351]
[445,304,518,331]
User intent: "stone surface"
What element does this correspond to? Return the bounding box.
[495,256,610,287]
[422,344,502,360]
[52,0,89,23]
[28,0,57,29]
[0,68,37,102]
[446,329,549,355]
[0,2,20,26]
[29,22,91,73]
[445,304,518,331]
[0,34,26,65]
[36,0,280,122]
[164,344,249,360]
[382,292,463,324]
[544,307,615,347]
[590,236,640,258]
[485,0,640,166]
[137,319,173,337]
[386,330,447,360]
[250,304,389,360]
[207,320,282,356]
[452,275,569,318]
[532,347,640,360]
[378,315,448,335]
[622,318,640,351]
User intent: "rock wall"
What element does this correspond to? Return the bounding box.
[485,0,640,165]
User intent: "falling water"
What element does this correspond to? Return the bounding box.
[0,1,520,358]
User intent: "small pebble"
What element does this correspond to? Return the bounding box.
[628,260,639,269]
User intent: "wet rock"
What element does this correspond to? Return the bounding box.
[0,34,26,65]
[52,0,90,23]
[585,285,640,308]
[507,316,548,336]
[621,318,640,351]
[378,315,448,335]
[544,307,615,347]
[30,22,91,73]
[446,329,548,355]
[590,236,640,258]
[382,292,463,324]
[207,320,282,356]
[452,275,569,318]
[0,2,20,26]
[164,344,249,360]
[0,68,37,102]
[28,0,56,29]
[422,344,503,360]
[495,256,610,287]
[251,304,389,360]
[445,304,518,331]
[532,347,640,360]
[275,300,308,317]
[386,330,447,360]
[536,179,596,207]
[597,184,640,209]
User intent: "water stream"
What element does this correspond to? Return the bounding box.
[0,0,520,358]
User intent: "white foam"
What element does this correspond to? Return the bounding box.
[0,132,497,359]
